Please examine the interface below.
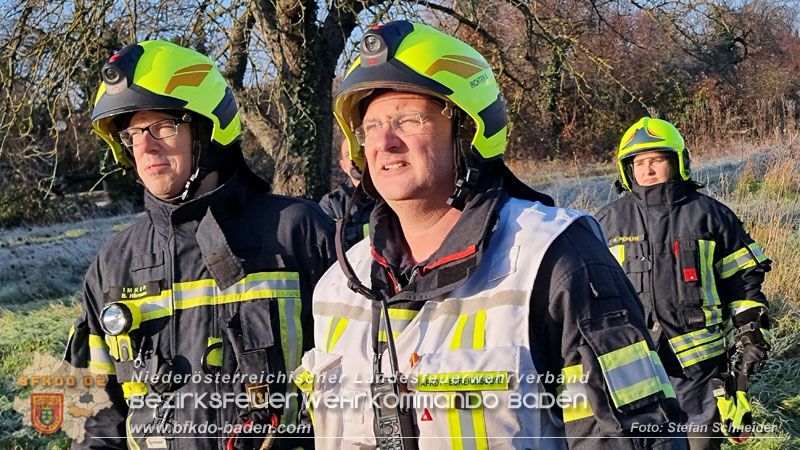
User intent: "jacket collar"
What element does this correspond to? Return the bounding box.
[143,171,250,289]
[630,180,703,207]
[343,179,374,220]
[368,174,507,302]
[144,170,250,235]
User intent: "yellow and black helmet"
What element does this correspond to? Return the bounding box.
[333,21,508,172]
[617,117,690,190]
[92,40,241,168]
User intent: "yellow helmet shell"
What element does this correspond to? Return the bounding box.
[333,21,507,172]
[617,117,689,190]
[92,41,241,168]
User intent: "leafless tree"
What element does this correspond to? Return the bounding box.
[1,0,798,227]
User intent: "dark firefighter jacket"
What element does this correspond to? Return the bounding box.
[319,179,374,250]
[596,180,771,378]
[355,173,686,449]
[64,170,335,450]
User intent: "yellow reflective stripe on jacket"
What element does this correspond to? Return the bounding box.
[88,334,116,375]
[650,351,676,399]
[559,364,593,422]
[88,361,116,375]
[608,244,625,266]
[671,334,725,369]
[728,300,767,317]
[761,328,773,347]
[314,292,524,324]
[450,310,487,350]
[668,327,726,369]
[699,240,723,327]
[668,327,722,353]
[178,271,300,289]
[279,297,302,426]
[127,291,173,321]
[362,223,370,237]
[748,242,768,263]
[324,316,348,353]
[63,325,76,364]
[444,312,490,449]
[174,272,300,309]
[378,308,419,343]
[723,321,735,349]
[679,341,725,369]
[596,341,663,408]
[716,242,767,279]
[447,392,489,450]
[126,411,140,450]
[122,272,300,323]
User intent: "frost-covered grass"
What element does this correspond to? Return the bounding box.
[1,139,798,448]
[0,213,141,307]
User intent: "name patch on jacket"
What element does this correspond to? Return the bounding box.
[417,372,509,391]
[609,235,644,243]
[108,281,162,300]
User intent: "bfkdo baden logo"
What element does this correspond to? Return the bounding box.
[31,393,64,434]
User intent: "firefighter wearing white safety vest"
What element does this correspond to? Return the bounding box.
[63,41,335,449]
[596,117,772,450]
[293,21,687,450]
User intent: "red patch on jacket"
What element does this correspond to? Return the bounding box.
[420,408,433,421]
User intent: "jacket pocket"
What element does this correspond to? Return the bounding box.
[293,348,345,450]
[228,271,304,426]
[675,239,704,307]
[619,241,649,294]
[577,310,671,431]
[130,252,166,286]
[225,299,275,415]
[132,251,164,271]
[408,346,561,449]
[675,239,724,328]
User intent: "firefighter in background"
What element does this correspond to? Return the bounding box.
[597,117,772,450]
[319,139,374,249]
[64,40,334,449]
[295,21,686,449]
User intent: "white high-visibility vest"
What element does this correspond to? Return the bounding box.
[296,198,597,449]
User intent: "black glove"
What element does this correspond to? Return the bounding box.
[736,330,769,375]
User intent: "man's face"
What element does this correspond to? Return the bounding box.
[338,139,360,186]
[632,151,672,186]
[361,92,454,204]
[126,110,193,199]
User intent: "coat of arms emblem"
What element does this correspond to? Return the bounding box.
[31,393,63,434]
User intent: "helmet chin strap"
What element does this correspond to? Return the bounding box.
[447,108,480,211]
[178,166,208,201]
[170,113,210,203]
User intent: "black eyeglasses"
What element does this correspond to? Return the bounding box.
[118,117,189,148]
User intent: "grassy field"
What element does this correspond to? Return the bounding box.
[1,138,798,448]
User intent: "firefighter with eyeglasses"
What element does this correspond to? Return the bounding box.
[597,117,772,449]
[63,41,335,449]
[294,21,687,450]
